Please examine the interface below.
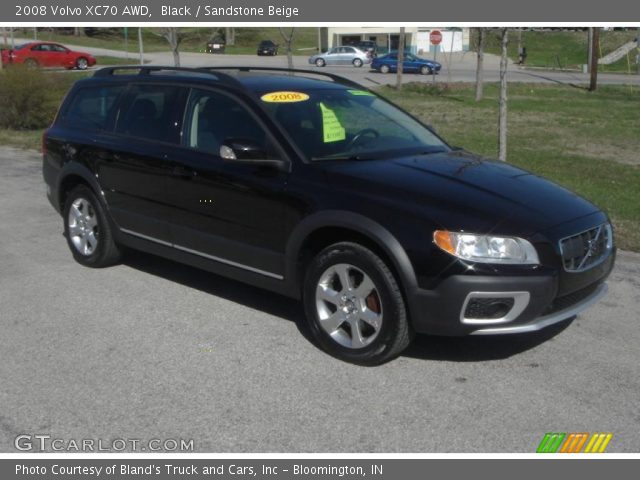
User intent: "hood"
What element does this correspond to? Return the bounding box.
[320,151,599,236]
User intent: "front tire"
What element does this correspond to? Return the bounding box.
[63,185,121,268]
[379,64,390,74]
[420,65,432,75]
[315,58,326,67]
[24,58,38,69]
[76,57,89,70]
[303,242,412,365]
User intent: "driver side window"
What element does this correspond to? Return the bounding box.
[184,89,271,156]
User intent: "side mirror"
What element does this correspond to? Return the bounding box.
[220,138,288,171]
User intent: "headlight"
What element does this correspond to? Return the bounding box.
[433,230,539,265]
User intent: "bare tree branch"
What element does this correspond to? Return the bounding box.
[279,27,296,71]
[152,28,185,67]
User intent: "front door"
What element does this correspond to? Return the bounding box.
[164,88,289,279]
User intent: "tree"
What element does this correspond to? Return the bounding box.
[498,28,509,162]
[153,28,184,67]
[138,28,144,66]
[475,28,485,101]
[225,27,236,46]
[589,27,600,92]
[279,27,296,71]
[396,27,406,91]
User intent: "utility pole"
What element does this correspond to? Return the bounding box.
[589,27,600,91]
[396,27,405,91]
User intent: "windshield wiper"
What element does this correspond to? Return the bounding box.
[413,149,448,156]
[311,154,375,162]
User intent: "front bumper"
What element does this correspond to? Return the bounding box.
[407,251,614,335]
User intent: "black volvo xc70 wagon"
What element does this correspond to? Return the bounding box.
[43,66,615,365]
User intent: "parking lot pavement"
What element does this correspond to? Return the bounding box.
[1,146,639,453]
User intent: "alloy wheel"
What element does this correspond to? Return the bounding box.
[67,197,99,256]
[315,263,383,349]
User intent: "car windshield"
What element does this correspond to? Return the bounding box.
[259,88,449,161]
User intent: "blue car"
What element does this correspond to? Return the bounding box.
[372,53,441,75]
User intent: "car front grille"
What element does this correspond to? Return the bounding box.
[559,223,612,272]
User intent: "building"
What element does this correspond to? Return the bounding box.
[319,27,471,54]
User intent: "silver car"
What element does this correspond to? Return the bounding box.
[309,46,371,68]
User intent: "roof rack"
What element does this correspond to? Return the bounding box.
[92,66,368,92]
[198,66,365,89]
[93,66,243,87]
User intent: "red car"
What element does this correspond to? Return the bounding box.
[1,41,96,70]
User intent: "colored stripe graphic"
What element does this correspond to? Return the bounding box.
[537,433,613,453]
[537,433,566,453]
[584,433,613,453]
[560,433,588,453]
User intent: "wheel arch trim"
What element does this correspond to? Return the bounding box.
[56,162,105,211]
[285,210,418,296]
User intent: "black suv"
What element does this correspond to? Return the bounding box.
[257,40,278,56]
[43,66,615,365]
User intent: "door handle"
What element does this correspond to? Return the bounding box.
[172,165,197,178]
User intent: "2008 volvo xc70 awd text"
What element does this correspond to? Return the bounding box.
[43,66,615,365]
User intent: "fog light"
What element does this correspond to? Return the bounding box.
[461,291,530,325]
[464,297,515,319]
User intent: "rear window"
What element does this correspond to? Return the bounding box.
[115,85,183,143]
[63,85,125,132]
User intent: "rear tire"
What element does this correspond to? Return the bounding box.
[303,242,413,365]
[63,185,121,268]
[379,64,390,74]
[353,58,363,68]
[315,58,326,67]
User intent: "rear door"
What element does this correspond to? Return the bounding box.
[163,87,289,278]
[28,43,49,66]
[94,83,188,243]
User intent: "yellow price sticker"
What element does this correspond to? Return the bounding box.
[261,91,310,103]
[319,103,346,143]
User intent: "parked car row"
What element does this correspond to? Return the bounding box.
[0,41,96,70]
[307,47,442,75]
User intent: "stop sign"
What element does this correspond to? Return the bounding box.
[430,30,443,45]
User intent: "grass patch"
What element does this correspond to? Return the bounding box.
[480,29,639,73]
[377,82,640,251]
[0,129,42,150]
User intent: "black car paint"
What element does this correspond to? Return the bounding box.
[43,68,615,336]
